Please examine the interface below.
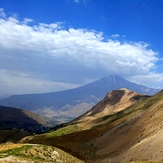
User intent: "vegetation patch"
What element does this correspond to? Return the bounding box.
[46,124,81,137]
[0,143,84,162]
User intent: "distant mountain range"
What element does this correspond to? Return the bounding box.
[0,75,160,122]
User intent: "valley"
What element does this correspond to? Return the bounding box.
[0,77,163,162]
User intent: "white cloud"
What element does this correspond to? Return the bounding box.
[23,18,34,24]
[0,8,6,19]
[0,69,79,95]
[111,34,120,38]
[128,73,163,89]
[0,9,162,95]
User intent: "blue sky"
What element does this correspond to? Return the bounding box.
[0,0,163,95]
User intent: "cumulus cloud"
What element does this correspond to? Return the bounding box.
[0,9,162,95]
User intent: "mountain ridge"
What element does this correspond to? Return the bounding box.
[0,75,160,122]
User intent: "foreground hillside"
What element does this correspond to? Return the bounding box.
[0,142,84,163]
[0,107,84,162]
[22,89,163,163]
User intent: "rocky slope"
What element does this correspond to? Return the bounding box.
[73,88,149,130]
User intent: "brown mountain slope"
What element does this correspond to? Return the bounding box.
[23,89,163,163]
[72,88,149,130]
[22,89,156,162]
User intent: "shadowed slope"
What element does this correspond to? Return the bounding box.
[0,105,46,128]
[0,105,48,143]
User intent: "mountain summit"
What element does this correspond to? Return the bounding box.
[87,75,159,96]
[72,88,149,130]
[0,75,160,122]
